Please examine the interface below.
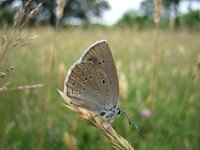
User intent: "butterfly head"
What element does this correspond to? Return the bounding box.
[115,107,123,116]
[98,107,123,124]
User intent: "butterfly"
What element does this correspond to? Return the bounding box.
[64,40,131,124]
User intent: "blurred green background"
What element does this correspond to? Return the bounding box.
[0,0,200,150]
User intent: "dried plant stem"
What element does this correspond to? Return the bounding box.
[38,23,57,149]
[38,46,56,150]
[0,83,43,92]
[146,0,162,106]
[14,0,34,26]
[58,90,134,150]
[0,30,16,64]
[56,0,68,29]
[192,56,200,80]
[21,3,42,27]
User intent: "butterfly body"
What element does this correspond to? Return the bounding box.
[99,107,123,123]
[64,40,122,123]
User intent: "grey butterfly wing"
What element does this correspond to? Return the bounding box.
[80,40,119,108]
[64,61,113,112]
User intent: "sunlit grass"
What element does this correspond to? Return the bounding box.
[0,27,200,150]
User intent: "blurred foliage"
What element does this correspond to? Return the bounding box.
[114,10,154,30]
[115,0,200,30]
[178,10,200,30]
[0,7,13,25]
[0,0,110,26]
[140,0,180,18]
[114,10,171,29]
[0,27,200,150]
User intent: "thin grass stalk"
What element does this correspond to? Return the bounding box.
[38,46,56,150]
[55,0,68,30]
[14,0,34,26]
[146,0,162,107]
[38,4,59,146]
[192,56,200,80]
[0,30,17,64]
[162,79,192,148]
[58,90,134,150]
[1,121,16,150]
[1,0,41,64]
[21,3,42,27]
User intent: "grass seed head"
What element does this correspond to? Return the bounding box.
[63,132,77,150]
[192,55,200,80]
[58,90,134,150]
[56,0,68,22]
[154,0,162,25]
[21,3,43,26]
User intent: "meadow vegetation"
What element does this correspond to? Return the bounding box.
[0,26,200,150]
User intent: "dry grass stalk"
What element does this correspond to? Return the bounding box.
[154,0,162,26]
[119,73,128,100]
[11,32,38,48]
[1,25,8,63]
[146,0,162,105]
[14,0,34,26]
[0,66,15,79]
[39,46,56,150]
[58,90,134,150]
[56,0,68,23]
[192,56,200,80]
[11,84,44,90]
[0,82,10,92]
[29,34,39,40]
[4,121,16,136]
[21,3,43,26]
[24,0,34,11]
[12,35,23,48]
[1,25,7,51]
[58,63,66,90]
[0,83,44,92]
[63,132,77,150]
[1,1,40,63]
[14,10,24,26]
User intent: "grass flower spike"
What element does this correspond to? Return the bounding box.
[58,90,134,150]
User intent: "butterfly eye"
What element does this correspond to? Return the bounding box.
[117,108,122,115]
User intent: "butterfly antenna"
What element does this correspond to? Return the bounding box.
[122,110,139,130]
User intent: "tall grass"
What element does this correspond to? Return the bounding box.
[0,27,199,149]
[0,1,43,149]
[0,2,199,148]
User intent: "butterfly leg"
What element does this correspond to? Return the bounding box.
[105,115,115,125]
